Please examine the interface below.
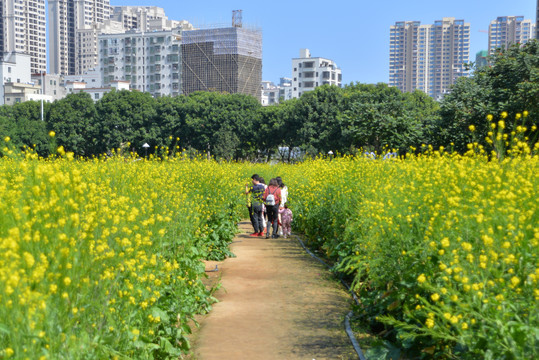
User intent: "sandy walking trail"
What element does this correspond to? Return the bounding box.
[191,221,357,360]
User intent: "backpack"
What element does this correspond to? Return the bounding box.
[265,187,277,206]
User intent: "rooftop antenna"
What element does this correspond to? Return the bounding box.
[232,10,242,28]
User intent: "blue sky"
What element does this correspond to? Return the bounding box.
[110,0,536,85]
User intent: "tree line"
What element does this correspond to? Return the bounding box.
[1,41,537,160]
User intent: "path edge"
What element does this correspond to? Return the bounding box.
[294,234,367,360]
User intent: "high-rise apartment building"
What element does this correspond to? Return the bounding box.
[49,2,188,76]
[389,18,470,99]
[98,26,191,98]
[488,16,536,54]
[536,0,539,39]
[112,6,167,30]
[389,21,421,94]
[291,48,342,99]
[0,0,46,74]
[181,26,262,100]
[49,0,112,76]
[111,6,187,32]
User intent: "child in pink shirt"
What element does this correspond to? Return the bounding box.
[279,204,293,238]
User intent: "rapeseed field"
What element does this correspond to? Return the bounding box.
[1,115,538,358]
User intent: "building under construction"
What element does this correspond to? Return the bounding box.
[181,23,262,100]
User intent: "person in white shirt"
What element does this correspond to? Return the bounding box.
[276,177,288,236]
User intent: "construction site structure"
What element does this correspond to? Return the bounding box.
[232,10,242,28]
[181,25,262,100]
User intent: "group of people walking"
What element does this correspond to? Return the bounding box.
[245,174,293,239]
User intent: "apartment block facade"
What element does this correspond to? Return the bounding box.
[32,73,66,101]
[1,52,32,104]
[488,16,536,54]
[49,2,190,77]
[110,6,190,32]
[389,18,470,99]
[0,0,46,74]
[49,0,112,76]
[98,27,187,97]
[291,48,342,99]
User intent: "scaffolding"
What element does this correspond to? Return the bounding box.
[181,25,262,100]
[232,10,242,28]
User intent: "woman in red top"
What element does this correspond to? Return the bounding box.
[263,178,282,239]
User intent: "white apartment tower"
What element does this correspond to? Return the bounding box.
[389,21,421,94]
[0,0,46,74]
[488,16,536,54]
[389,18,470,99]
[49,0,112,76]
[98,27,191,98]
[110,6,187,32]
[111,6,167,30]
[291,49,342,99]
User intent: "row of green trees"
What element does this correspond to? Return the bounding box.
[1,41,537,159]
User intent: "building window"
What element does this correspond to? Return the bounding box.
[7,67,11,73]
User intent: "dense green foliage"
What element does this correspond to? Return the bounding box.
[0,84,439,159]
[1,41,537,159]
[437,41,539,151]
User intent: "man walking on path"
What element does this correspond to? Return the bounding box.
[245,175,265,236]
[245,174,258,230]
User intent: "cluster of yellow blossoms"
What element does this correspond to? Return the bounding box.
[0,151,243,358]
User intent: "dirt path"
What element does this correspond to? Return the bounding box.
[191,221,357,360]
